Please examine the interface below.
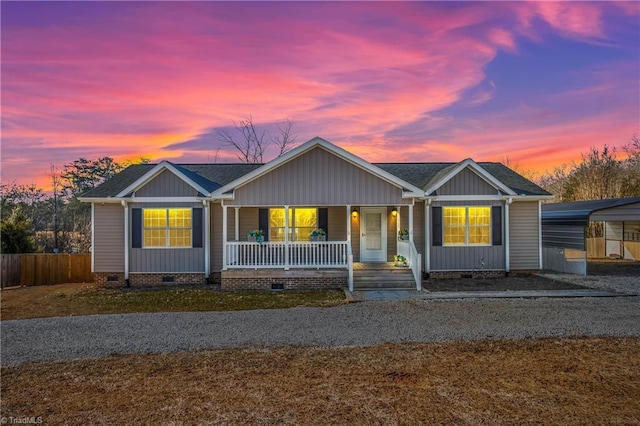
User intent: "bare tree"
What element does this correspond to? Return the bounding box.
[216,116,297,163]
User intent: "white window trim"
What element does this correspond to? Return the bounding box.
[443,206,492,247]
[269,207,319,242]
[143,207,194,249]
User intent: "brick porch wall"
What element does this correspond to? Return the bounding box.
[221,269,347,291]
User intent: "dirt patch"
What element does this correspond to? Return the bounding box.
[1,337,638,424]
[424,274,588,292]
[588,258,640,276]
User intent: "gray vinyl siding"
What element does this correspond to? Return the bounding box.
[437,167,500,196]
[430,200,505,271]
[328,206,348,241]
[509,201,540,270]
[135,169,199,197]
[387,207,397,262]
[129,202,204,273]
[352,207,361,262]
[591,202,640,221]
[93,203,124,272]
[227,147,408,206]
[211,203,223,272]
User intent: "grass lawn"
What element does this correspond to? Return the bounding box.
[0,282,346,320]
[1,337,638,424]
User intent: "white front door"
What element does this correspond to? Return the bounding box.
[360,207,387,262]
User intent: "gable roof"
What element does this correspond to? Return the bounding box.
[376,162,549,196]
[81,137,550,200]
[210,137,425,199]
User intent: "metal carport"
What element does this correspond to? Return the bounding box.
[541,197,640,275]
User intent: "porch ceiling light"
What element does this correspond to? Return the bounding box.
[391,208,398,217]
[351,208,358,218]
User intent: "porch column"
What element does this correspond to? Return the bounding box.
[284,205,290,270]
[204,201,210,277]
[234,207,240,241]
[122,200,129,281]
[346,205,351,242]
[222,202,228,271]
[408,203,414,242]
[425,200,431,273]
[396,206,401,237]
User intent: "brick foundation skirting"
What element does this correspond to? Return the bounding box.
[94,272,126,288]
[129,273,206,287]
[428,270,507,279]
[221,269,347,291]
[94,272,206,287]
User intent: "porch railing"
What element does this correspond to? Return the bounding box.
[397,240,422,290]
[225,241,349,269]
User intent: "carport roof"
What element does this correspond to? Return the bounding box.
[542,197,640,226]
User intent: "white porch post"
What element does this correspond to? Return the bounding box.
[396,206,401,237]
[222,202,228,271]
[346,204,352,240]
[204,200,210,277]
[284,205,290,270]
[425,199,431,273]
[122,200,129,281]
[234,207,240,241]
[91,203,95,272]
[408,202,414,242]
[505,197,512,273]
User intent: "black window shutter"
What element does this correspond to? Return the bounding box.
[132,208,142,248]
[432,206,442,247]
[318,208,328,239]
[258,208,269,241]
[192,208,203,248]
[492,206,503,246]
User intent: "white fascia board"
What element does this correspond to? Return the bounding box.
[120,197,209,203]
[78,197,124,203]
[115,161,211,198]
[425,194,552,202]
[425,159,517,197]
[210,137,425,199]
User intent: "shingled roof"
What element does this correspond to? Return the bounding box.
[82,160,549,199]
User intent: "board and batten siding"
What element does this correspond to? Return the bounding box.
[93,203,125,272]
[437,167,499,196]
[129,202,204,273]
[227,146,409,206]
[134,169,200,197]
[509,201,541,270]
[430,200,505,271]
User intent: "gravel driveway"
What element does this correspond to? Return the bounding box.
[2,296,639,365]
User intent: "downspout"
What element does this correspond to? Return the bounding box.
[122,200,130,287]
[425,199,431,274]
[505,197,513,274]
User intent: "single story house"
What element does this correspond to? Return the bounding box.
[80,137,552,290]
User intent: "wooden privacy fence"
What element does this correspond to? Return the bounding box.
[1,254,93,287]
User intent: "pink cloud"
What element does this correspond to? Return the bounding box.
[1,1,637,190]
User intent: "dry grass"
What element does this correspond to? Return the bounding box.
[1,337,638,424]
[0,282,346,321]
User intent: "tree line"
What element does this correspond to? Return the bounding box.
[1,126,638,254]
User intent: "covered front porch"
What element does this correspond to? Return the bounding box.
[219,204,422,291]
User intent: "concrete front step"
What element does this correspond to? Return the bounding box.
[353,270,415,289]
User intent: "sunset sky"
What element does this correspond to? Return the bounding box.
[1,1,639,189]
